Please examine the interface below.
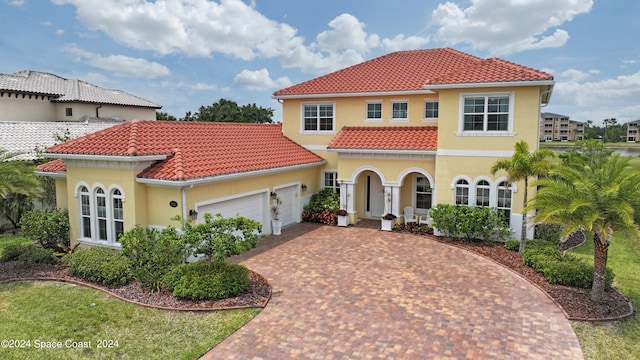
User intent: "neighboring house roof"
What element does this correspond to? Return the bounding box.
[0,120,123,160]
[541,112,570,118]
[0,70,161,108]
[327,127,438,152]
[37,120,325,182]
[273,48,554,98]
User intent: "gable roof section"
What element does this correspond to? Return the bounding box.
[0,70,161,108]
[38,120,325,182]
[327,126,438,152]
[273,48,553,98]
[0,120,122,161]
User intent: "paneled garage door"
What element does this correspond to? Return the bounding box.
[197,191,268,234]
[274,184,298,227]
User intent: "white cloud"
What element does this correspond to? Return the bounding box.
[431,0,593,55]
[552,70,640,123]
[8,0,25,6]
[233,68,292,91]
[52,0,428,75]
[560,69,591,82]
[55,29,65,36]
[63,44,171,79]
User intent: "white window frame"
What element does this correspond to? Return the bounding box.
[414,175,432,211]
[475,180,491,207]
[496,181,512,225]
[454,179,470,206]
[365,100,383,123]
[300,101,335,134]
[390,100,409,122]
[75,183,125,247]
[423,99,439,122]
[322,170,340,194]
[457,92,514,136]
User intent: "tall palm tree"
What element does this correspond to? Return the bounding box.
[528,154,640,302]
[0,150,41,199]
[490,141,555,255]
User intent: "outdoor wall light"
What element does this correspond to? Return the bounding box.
[270,191,278,198]
[189,209,198,221]
[301,184,308,192]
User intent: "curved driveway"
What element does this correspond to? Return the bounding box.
[203,223,583,359]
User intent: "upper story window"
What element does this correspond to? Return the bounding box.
[460,93,513,134]
[424,100,439,120]
[65,107,73,117]
[303,102,334,132]
[391,101,408,121]
[366,102,382,122]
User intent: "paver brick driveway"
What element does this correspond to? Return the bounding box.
[202,223,583,359]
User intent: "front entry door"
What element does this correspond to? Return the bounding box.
[366,175,384,217]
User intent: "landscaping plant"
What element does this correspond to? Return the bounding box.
[64,247,133,286]
[19,208,70,251]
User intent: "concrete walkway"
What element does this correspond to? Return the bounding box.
[202,223,583,359]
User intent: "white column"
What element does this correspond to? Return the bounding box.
[391,186,401,216]
[346,183,356,214]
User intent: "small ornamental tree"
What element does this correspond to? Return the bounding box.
[20,208,70,251]
[181,213,262,265]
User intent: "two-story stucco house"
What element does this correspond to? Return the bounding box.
[0,70,162,160]
[37,48,554,247]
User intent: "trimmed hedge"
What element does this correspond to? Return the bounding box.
[522,241,614,289]
[302,189,340,225]
[429,204,510,242]
[163,261,250,300]
[0,243,56,265]
[64,247,133,286]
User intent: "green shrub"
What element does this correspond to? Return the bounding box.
[534,223,564,243]
[119,225,188,292]
[304,188,340,212]
[429,204,510,242]
[504,240,520,252]
[19,209,70,251]
[0,243,56,265]
[522,241,615,289]
[163,261,250,300]
[64,247,133,286]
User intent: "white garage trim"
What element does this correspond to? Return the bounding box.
[273,182,301,226]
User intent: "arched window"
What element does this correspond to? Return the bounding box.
[112,189,124,242]
[497,181,512,225]
[95,188,108,241]
[79,186,91,239]
[454,179,469,206]
[475,180,490,207]
[415,176,432,210]
[78,184,124,246]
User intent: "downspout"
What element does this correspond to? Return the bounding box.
[96,105,102,118]
[181,184,194,226]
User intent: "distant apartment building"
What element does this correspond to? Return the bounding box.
[539,112,584,141]
[625,120,640,142]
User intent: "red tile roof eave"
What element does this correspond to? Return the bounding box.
[136,160,327,186]
[272,89,438,100]
[327,148,437,153]
[423,79,555,89]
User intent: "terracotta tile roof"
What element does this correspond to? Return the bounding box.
[327,126,438,151]
[37,120,325,181]
[37,159,66,173]
[273,48,553,97]
[0,70,161,108]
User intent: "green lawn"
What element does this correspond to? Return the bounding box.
[0,281,259,360]
[570,230,640,360]
[0,234,32,256]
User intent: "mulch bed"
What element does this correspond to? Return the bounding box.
[0,261,271,311]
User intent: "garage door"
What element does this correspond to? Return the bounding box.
[197,191,268,234]
[274,184,298,227]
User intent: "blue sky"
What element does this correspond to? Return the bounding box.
[2,0,638,125]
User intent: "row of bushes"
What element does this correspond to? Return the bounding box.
[517,240,615,289]
[302,189,339,225]
[0,243,57,265]
[429,204,510,242]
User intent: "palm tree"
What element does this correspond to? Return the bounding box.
[490,141,555,255]
[528,154,640,302]
[0,150,41,199]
